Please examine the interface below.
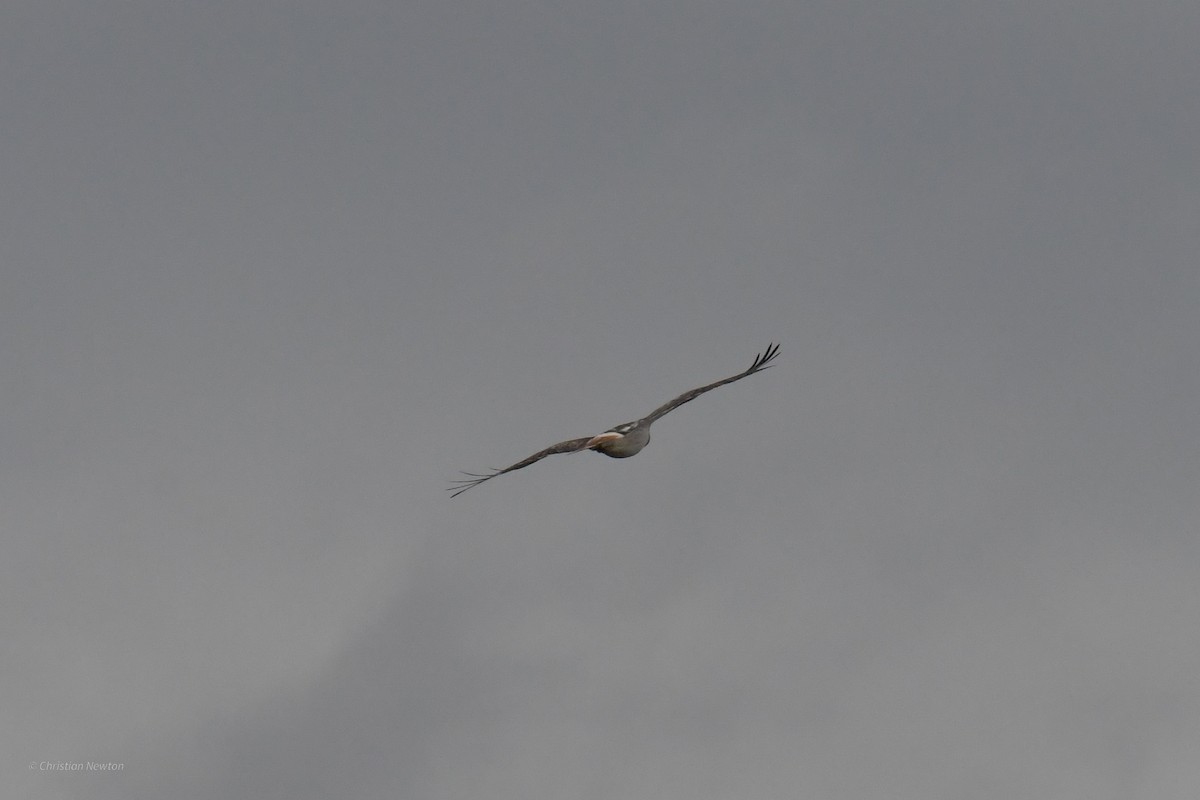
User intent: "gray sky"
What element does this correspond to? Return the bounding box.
[5,1,1199,797]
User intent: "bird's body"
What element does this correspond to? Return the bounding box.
[449,343,778,497]
[585,422,649,458]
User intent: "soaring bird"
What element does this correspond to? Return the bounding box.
[449,343,779,498]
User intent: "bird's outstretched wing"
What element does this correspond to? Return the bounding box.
[640,342,780,425]
[448,436,595,498]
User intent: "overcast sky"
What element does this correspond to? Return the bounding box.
[4,1,1199,798]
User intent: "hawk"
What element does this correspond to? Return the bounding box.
[449,343,779,497]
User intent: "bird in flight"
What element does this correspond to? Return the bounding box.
[449,343,779,498]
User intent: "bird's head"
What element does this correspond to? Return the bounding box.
[585,431,624,450]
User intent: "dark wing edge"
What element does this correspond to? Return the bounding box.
[641,342,780,425]
[447,436,595,498]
